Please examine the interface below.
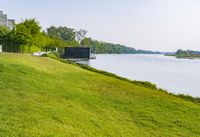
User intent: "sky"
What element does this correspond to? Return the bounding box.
[1,0,200,51]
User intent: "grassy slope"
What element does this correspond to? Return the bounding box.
[0,53,200,137]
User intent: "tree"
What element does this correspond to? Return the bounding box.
[58,27,76,41]
[22,19,41,35]
[176,49,185,55]
[81,37,91,46]
[46,26,60,39]
[0,26,10,37]
[47,26,76,41]
[0,26,10,45]
[2,19,55,53]
[76,29,87,45]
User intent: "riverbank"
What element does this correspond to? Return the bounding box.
[76,54,200,97]
[46,53,200,103]
[66,60,200,104]
[0,53,200,136]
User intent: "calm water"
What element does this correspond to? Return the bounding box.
[77,54,200,97]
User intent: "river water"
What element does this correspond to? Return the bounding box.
[77,54,200,97]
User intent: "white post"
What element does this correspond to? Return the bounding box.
[55,48,58,52]
[0,45,2,53]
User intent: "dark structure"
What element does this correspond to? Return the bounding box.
[63,47,90,59]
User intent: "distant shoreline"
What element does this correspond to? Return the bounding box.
[165,54,200,59]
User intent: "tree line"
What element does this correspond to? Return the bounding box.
[82,38,161,54]
[176,49,200,55]
[174,49,200,58]
[0,18,160,54]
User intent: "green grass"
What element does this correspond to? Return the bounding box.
[0,53,200,137]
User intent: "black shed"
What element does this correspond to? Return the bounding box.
[63,47,90,59]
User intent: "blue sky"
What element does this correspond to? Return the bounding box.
[1,0,200,51]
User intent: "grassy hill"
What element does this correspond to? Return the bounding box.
[0,53,200,137]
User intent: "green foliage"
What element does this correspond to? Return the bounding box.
[9,19,41,46]
[0,26,10,47]
[46,26,79,50]
[81,38,160,54]
[84,38,137,54]
[21,19,41,35]
[174,49,200,59]
[47,26,77,42]
[0,19,57,53]
[1,53,200,136]
[1,19,161,54]
[53,39,78,48]
[81,37,91,46]
[0,26,10,37]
